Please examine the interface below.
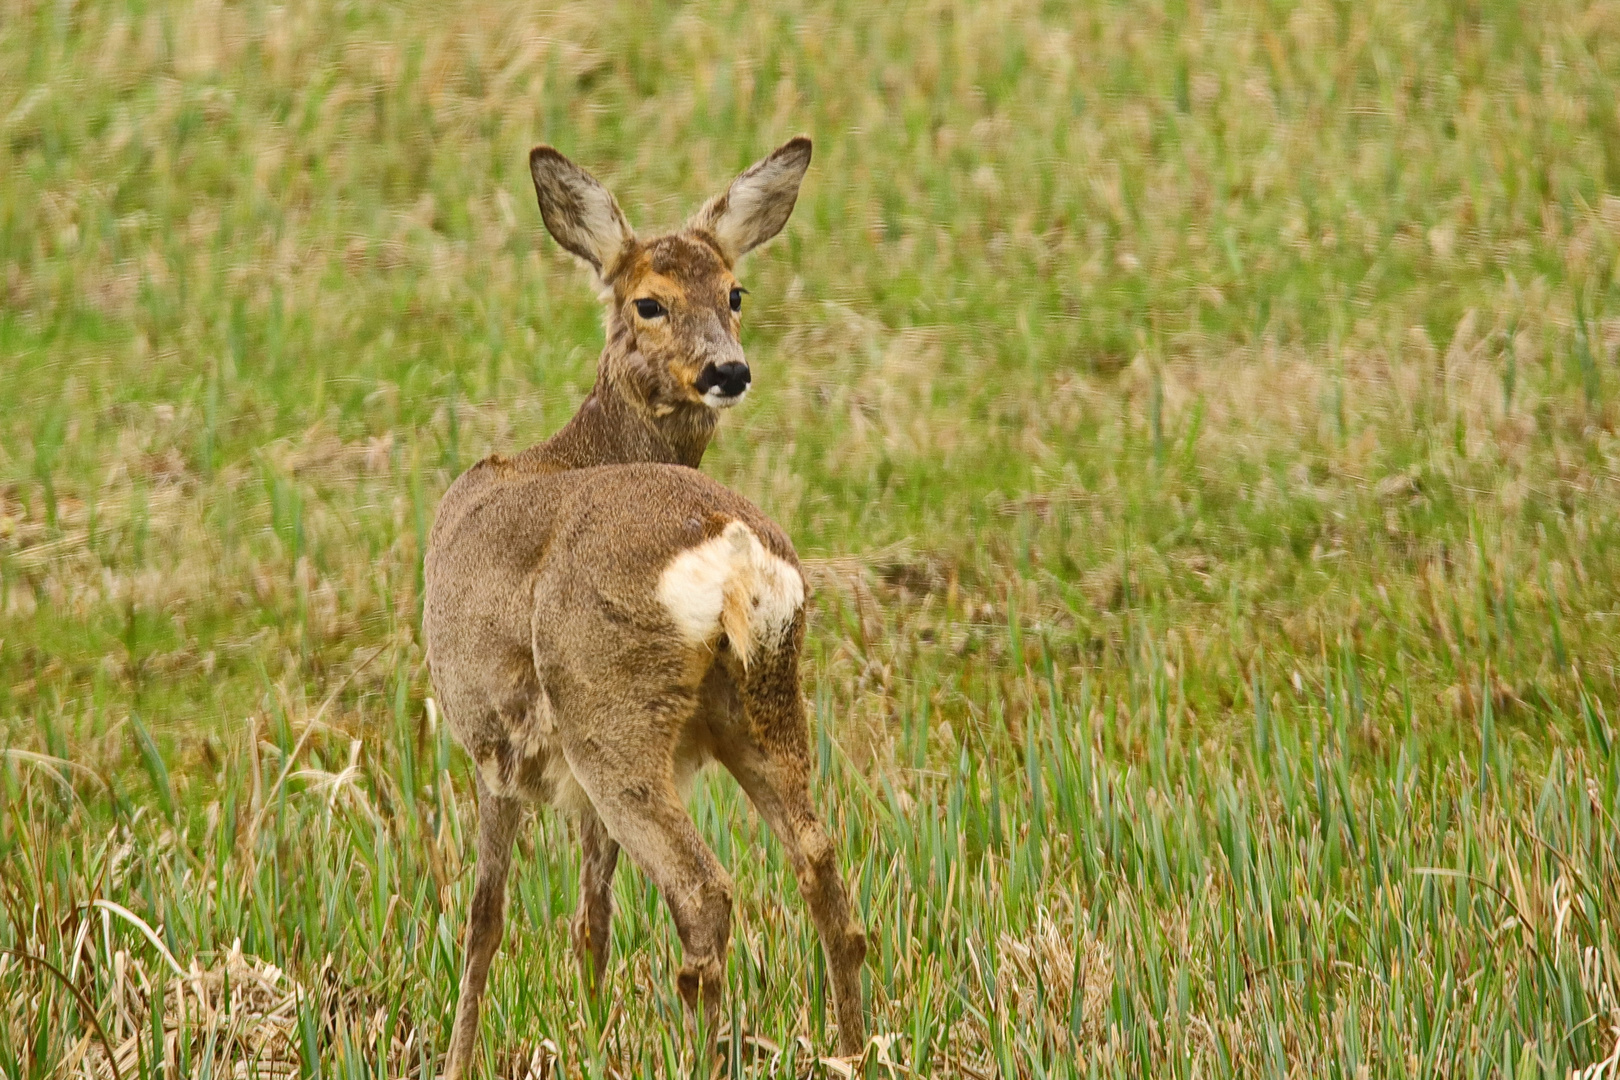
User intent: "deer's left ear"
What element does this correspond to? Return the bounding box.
[687,136,812,263]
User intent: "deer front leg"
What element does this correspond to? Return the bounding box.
[571,805,620,991]
[444,779,522,1080]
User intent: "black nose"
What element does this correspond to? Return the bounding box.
[698,360,751,398]
[716,361,750,396]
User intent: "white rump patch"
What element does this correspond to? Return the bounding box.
[657,520,804,667]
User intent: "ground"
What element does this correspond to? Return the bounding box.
[3,0,1620,1076]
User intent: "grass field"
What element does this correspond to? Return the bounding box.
[5,0,1620,1075]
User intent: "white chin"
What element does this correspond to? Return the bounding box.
[703,387,747,409]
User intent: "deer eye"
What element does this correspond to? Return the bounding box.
[633,298,666,320]
[729,287,746,313]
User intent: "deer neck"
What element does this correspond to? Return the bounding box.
[535,344,717,471]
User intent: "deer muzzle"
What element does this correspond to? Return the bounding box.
[694,360,751,407]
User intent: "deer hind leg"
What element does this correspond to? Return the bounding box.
[571,804,620,991]
[560,717,733,1038]
[444,775,522,1080]
[717,638,869,1058]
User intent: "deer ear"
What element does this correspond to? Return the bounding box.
[529,146,635,277]
[687,136,812,263]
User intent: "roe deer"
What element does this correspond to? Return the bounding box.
[424,139,868,1077]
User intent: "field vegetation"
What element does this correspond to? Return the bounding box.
[5,0,1620,1075]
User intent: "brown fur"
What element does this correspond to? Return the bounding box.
[426,139,867,1077]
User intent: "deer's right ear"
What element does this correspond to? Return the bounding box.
[529,146,635,278]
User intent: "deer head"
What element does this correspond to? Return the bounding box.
[529,137,812,415]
